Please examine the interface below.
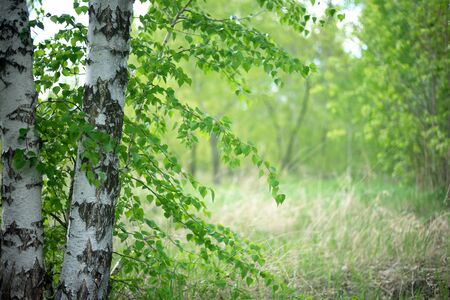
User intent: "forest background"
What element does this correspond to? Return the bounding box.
[148,0,450,298]
[1,0,448,298]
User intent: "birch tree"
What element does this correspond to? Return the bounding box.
[56,0,133,298]
[11,0,331,297]
[0,0,44,298]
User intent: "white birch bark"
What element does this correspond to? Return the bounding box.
[56,0,133,298]
[0,0,44,299]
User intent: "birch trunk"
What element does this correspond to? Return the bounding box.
[56,1,133,298]
[0,0,44,299]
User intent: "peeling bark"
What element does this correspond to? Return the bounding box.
[56,1,133,299]
[0,0,44,299]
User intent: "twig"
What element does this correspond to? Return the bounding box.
[44,210,67,228]
[161,0,194,49]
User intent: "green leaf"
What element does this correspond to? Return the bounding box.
[13,149,27,170]
[135,240,145,250]
[275,194,286,205]
[246,276,254,286]
[325,8,337,17]
[18,128,29,140]
[199,186,208,198]
[210,188,215,202]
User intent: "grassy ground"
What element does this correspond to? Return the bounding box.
[203,176,450,299]
[113,176,449,299]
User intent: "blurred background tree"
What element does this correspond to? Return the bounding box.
[357,0,449,191]
[166,0,449,196]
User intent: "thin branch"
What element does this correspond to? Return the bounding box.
[44,210,67,228]
[36,99,82,112]
[161,0,194,49]
[185,8,266,23]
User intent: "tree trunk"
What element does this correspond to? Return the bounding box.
[0,1,44,299]
[56,1,133,298]
[280,79,310,172]
[210,133,220,184]
[263,100,283,162]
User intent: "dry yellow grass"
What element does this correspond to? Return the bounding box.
[206,178,450,298]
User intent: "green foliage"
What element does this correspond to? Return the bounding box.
[357,0,449,189]
[29,0,343,297]
[16,0,450,297]
[184,10,362,178]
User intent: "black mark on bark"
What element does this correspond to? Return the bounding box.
[2,148,22,181]
[77,279,89,299]
[75,239,112,296]
[26,181,42,189]
[76,202,114,240]
[55,281,73,300]
[115,67,128,89]
[1,183,15,205]
[83,78,123,139]
[90,5,132,41]
[0,22,18,40]
[2,221,43,251]
[0,258,44,300]
[6,104,35,124]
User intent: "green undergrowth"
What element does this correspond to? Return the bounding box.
[113,176,450,299]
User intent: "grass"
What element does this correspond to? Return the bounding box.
[204,176,450,299]
[113,176,450,299]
